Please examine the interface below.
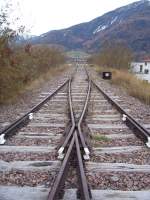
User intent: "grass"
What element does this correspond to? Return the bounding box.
[0,64,67,105]
[95,65,150,105]
[0,45,66,104]
[92,134,110,142]
[24,65,68,92]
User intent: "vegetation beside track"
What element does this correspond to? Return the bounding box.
[0,6,67,105]
[88,41,150,105]
[94,65,150,105]
[92,134,110,142]
[0,45,66,104]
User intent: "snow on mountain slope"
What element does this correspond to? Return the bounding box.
[28,0,150,55]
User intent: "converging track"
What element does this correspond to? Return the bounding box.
[0,63,150,200]
[48,66,91,199]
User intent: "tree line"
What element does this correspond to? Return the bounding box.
[88,41,133,70]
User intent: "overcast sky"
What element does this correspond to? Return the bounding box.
[1,0,140,35]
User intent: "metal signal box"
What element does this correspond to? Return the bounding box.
[102,72,112,80]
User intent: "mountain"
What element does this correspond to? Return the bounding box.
[29,0,150,55]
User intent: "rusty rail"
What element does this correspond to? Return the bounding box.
[0,80,69,138]
[48,74,91,199]
[92,80,150,147]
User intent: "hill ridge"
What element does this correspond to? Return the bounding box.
[29,0,150,55]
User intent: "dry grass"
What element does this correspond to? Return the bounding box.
[95,65,150,105]
[1,65,67,105]
[0,45,66,104]
[92,134,109,142]
[24,64,68,92]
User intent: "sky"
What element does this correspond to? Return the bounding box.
[1,0,141,36]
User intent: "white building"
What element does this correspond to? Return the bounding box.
[130,59,150,82]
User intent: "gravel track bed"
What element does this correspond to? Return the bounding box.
[0,170,57,187]
[89,67,150,124]
[20,127,65,133]
[1,64,150,195]
[64,167,78,189]
[91,150,150,165]
[87,120,124,124]
[89,110,119,115]
[89,105,114,111]
[91,137,144,147]
[5,137,60,146]
[37,110,68,114]
[87,172,150,190]
[32,119,68,123]
[0,68,71,190]
[0,67,72,132]
[40,107,68,112]
[0,152,56,162]
[86,68,150,192]
[42,101,68,105]
[90,128,133,135]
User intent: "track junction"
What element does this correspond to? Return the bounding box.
[0,63,150,200]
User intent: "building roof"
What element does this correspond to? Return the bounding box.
[142,56,150,62]
[131,56,150,63]
[142,59,150,62]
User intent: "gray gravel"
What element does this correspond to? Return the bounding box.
[0,152,56,162]
[86,66,150,191]
[89,67,150,124]
[87,172,150,190]
[91,150,150,165]
[1,64,150,195]
[0,66,72,132]
[91,137,144,147]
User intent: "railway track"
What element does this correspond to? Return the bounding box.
[0,63,150,199]
[85,68,150,199]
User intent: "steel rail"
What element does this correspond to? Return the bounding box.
[58,79,75,156]
[68,79,75,125]
[58,78,91,157]
[75,131,91,200]
[92,80,150,147]
[48,132,91,200]
[47,134,75,200]
[0,79,69,138]
[57,67,79,156]
[77,80,91,157]
[84,65,90,81]
[49,67,91,200]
